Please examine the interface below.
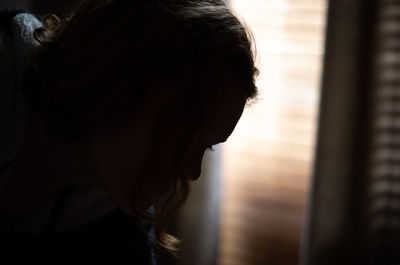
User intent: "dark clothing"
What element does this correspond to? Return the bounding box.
[1,208,157,265]
[0,182,157,265]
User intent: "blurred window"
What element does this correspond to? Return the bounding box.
[219,1,327,265]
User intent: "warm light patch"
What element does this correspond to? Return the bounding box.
[219,1,327,265]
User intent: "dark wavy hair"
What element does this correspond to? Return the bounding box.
[24,0,258,252]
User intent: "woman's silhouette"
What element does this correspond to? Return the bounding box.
[0,1,258,264]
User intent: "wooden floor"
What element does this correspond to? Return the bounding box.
[219,1,327,265]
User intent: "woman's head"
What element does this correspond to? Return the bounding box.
[27,0,258,250]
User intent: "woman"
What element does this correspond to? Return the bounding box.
[0,0,258,264]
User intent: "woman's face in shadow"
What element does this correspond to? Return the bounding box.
[89,80,248,214]
[182,85,247,181]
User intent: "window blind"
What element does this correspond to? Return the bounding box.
[366,1,400,263]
